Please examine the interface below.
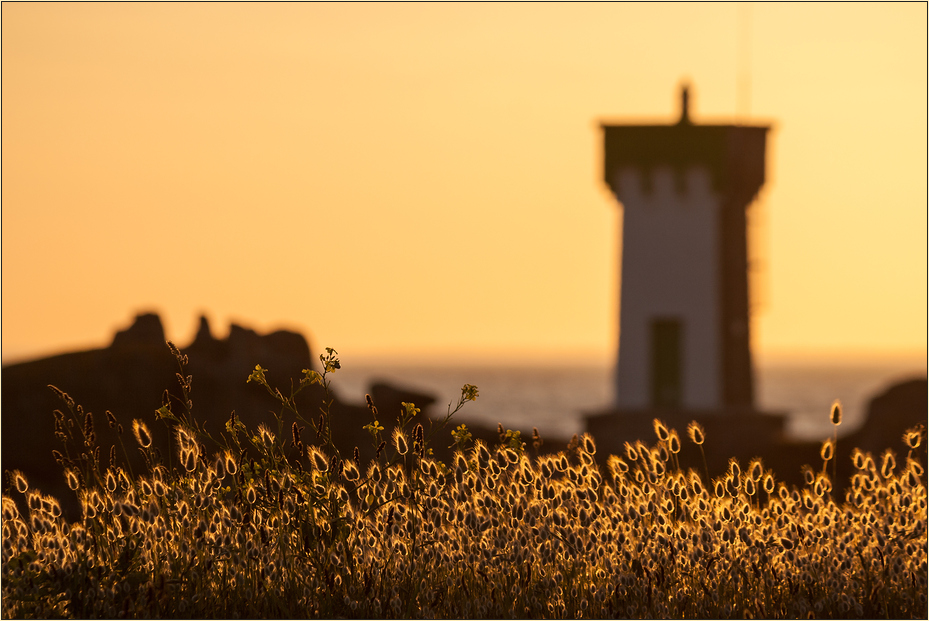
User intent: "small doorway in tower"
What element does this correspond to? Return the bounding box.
[650,318,683,408]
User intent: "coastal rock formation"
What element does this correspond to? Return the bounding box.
[0,313,459,517]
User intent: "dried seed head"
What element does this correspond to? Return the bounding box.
[852,449,866,470]
[687,421,705,445]
[908,458,925,477]
[821,439,834,462]
[904,426,923,449]
[310,448,329,472]
[582,434,597,456]
[257,424,275,446]
[368,463,382,483]
[475,442,491,468]
[728,459,741,479]
[181,449,197,472]
[12,470,29,494]
[881,450,896,478]
[763,473,775,495]
[343,461,360,482]
[132,420,152,448]
[83,411,95,445]
[65,469,80,491]
[830,400,842,426]
[653,419,670,443]
[393,428,409,456]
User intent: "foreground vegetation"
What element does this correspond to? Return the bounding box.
[2,345,927,618]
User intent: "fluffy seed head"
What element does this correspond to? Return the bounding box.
[653,419,670,442]
[12,471,28,494]
[368,462,382,483]
[852,449,866,470]
[65,469,80,491]
[625,442,638,461]
[310,448,329,472]
[830,400,842,426]
[729,459,741,479]
[132,420,152,448]
[393,428,409,456]
[881,450,896,478]
[181,449,197,472]
[763,473,775,495]
[687,421,705,445]
[257,424,275,446]
[343,461,360,482]
[582,434,596,456]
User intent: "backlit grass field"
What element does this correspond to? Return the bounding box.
[3,345,926,618]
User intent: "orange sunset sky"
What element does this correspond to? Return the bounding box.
[2,3,926,366]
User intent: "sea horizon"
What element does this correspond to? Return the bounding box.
[330,352,927,444]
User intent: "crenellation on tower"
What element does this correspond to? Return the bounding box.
[612,165,718,206]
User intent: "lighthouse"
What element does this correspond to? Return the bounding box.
[602,84,769,414]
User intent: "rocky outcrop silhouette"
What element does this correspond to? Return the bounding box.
[1,313,529,518]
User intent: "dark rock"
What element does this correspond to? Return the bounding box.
[848,377,927,455]
[111,312,166,350]
[0,313,453,519]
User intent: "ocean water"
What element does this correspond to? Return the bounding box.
[330,357,927,444]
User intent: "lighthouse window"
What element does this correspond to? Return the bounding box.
[651,319,683,409]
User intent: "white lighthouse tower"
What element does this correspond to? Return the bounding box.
[603,84,769,414]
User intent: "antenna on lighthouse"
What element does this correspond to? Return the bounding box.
[737,3,753,120]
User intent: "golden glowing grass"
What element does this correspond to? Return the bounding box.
[2,346,927,618]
